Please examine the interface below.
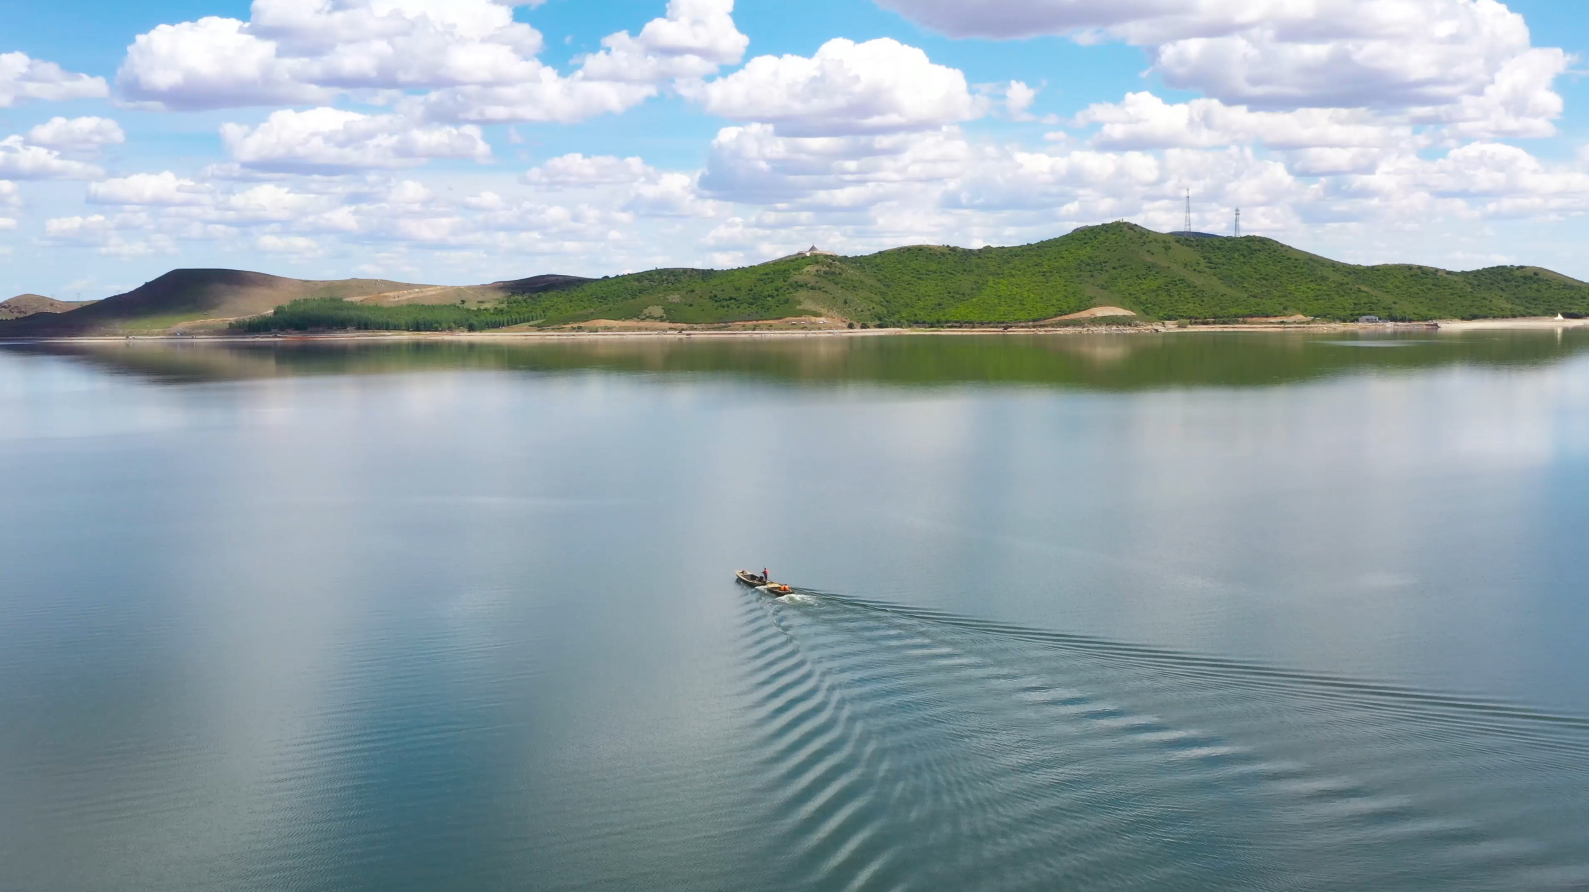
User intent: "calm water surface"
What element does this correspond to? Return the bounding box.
[2,332,1588,891]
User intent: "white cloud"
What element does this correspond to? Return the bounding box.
[876,0,1567,136]
[0,136,102,180]
[118,16,332,110]
[24,117,126,155]
[256,234,323,255]
[1341,143,1589,209]
[1428,47,1569,138]
[1005,81,1039,120]
[579,0,749,83]
[625,172,720,217]
[1076,92,1410,151]
[220,108,492,173]
[42,214,167,257]
[221,184,339,223]
[464,190,506,211]
[0,52,108,107]
[412,70,657,125]
[88,171,213,206]
[519,153,721,218]
[0,181,16,231]
[119,0,748,124]
[384,180,436,205]
[701,123,972,205]
[117,1,540,111]
[45,214,111,237]
[41,213,169,257]
[523,153,652,187]
[690,38,983,136]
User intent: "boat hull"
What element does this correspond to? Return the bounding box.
[736,571,792,595]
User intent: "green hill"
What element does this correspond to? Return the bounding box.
[8,223,1589,337]
[480,223,1589,327]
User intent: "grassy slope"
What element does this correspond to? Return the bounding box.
[497,223,1589,326]
[9,224,1588,337]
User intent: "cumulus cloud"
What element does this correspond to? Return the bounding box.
[522,153,722,217]
[256,234,323,255]
[220,108,492,173]
[1340,143,1589,216]
[118,1,539,110]
[625,172,720,217]
[0,52,108,107]
[41,213,173,257]
[701,123,972,205]
[464,190,507,211]
[25,117,127,155]
[88,171,212,206]
[412,75,657,125]
[45,214,114,239]
[118,0,748,124]
[1005,81,1039,120]
[1076,92,1410,152]
[579,0,749,83]
[523,153,652,187]
[220,183,341,223]
[0,136,103,180]
[876,0,1568,136]
[690,38,983,136]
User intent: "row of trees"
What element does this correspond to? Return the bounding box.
[237,299,542,333]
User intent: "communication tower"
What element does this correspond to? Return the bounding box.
[1184,190,1192,233]
[1234,208,1241,238]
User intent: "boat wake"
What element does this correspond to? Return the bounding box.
[731,588,1589,892]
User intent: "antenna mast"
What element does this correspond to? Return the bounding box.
[1234,208,1241,238]
[1184,190,1192,233]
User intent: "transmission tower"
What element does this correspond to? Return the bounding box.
[1184,190,1192,232]
[1234,208,1241,238]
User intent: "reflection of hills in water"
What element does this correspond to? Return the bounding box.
[734,590,1589,891]
[7,330,1589,390]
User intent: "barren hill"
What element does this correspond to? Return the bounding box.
[0,294,98,321]
[0,270,425,335]
[0,268,597,337]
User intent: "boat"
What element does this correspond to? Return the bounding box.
[736,570,793,595]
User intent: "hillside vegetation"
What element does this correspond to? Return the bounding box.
[6,223,1588,337]
[346,223,1589,330]
[484,223,1589,327]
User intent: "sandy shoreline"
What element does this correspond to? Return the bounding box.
[4,316,1586,345]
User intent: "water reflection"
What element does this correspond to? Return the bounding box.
[6,329,1589,389]
[1,333,1587,891]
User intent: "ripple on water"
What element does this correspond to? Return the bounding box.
[729,589,1589,892]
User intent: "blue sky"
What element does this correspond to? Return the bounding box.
[2,0,1588,299]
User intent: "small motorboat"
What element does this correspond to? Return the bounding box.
[736,570,792,595]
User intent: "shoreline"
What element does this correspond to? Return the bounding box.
[4,317,1586,346]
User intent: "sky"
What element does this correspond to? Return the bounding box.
[2,0,1589,299]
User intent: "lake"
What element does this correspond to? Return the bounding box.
[2,331,1588,891]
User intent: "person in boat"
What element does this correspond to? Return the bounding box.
[762,568,770,584]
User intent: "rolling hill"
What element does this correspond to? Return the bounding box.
[0,268,600,337]
[5,223,1587,337]
[0,294,98,321]
[472,223,1589,328]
